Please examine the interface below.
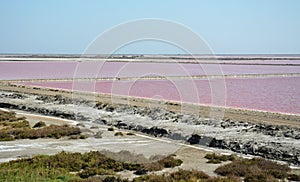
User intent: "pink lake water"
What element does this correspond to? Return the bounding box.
[0,61,299,80]
[21,77,300,115]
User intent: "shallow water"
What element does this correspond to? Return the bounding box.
[0,61,299,80]
[2,61,299,114]
[21,77,300,115]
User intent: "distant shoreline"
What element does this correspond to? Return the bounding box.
[1,54,300,60]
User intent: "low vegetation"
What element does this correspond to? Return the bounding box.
[0,110,82,141]
[133,169,241,182]
[0,151,184,181]
[1,147,295,182]
[0,151,139,181]
[33,121,46,128]
[204,153,235,164]
[0,110,24,122]
[107,127,114,131]
[2,110,299,181]
[215,157,293,181]
[134,155,183,175]
[288,173,300,181]
[69,134,88,140]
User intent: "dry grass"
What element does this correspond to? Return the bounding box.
[133,169,241,182]
[0,110,82,141]
[204,153,236,164]
[134,155,183,175]
[32,121,46,128]
[215,157,291,181]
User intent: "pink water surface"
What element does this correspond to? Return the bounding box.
[0,61,299,80]
[21,77,300,115]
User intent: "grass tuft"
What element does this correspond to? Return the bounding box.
[204,153,235,164]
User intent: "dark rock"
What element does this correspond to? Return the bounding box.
[7,93,26,99]
[283,131,294,138]
[199,136,214,146]
[188,134,213,145]
[243,142,258,155]
[141,127,168,137]
[208,138,224,148]
[115,122,128,129]
[0,102,18,109]
[168,133,187,141]
[220,122,228,129]
[229,141,242,152]
[93,119,107,125]
[133,125,146,131]
[105,106,114,112]
[187,134,201,144]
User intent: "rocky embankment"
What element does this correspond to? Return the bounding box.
[1,91,300,165]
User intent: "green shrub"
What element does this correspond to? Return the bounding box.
[33,121,46,128]
[0,111,17,122]
[0,149,244,182]
[215,157,290,181]
[133,169,241,182]
[108,127,114,131]
[103,176,129,182]
[18,124,81,139]
[288,173,300,181]
[79,135,88,139]
[0,151,141,181]
[142,161,163,172]
[0,120,30,129]
[0,132,14,141]
[78,168,113,178]
[10,120,30,128]
[244,173,269,182]
[159,155,183,168]
[170,169,209,181]
[1,122,81,141]
[136,155,183,174]
[0,110,82,141]
[204,153,235,164]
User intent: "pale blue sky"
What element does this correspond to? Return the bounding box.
[0,0,299,54]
